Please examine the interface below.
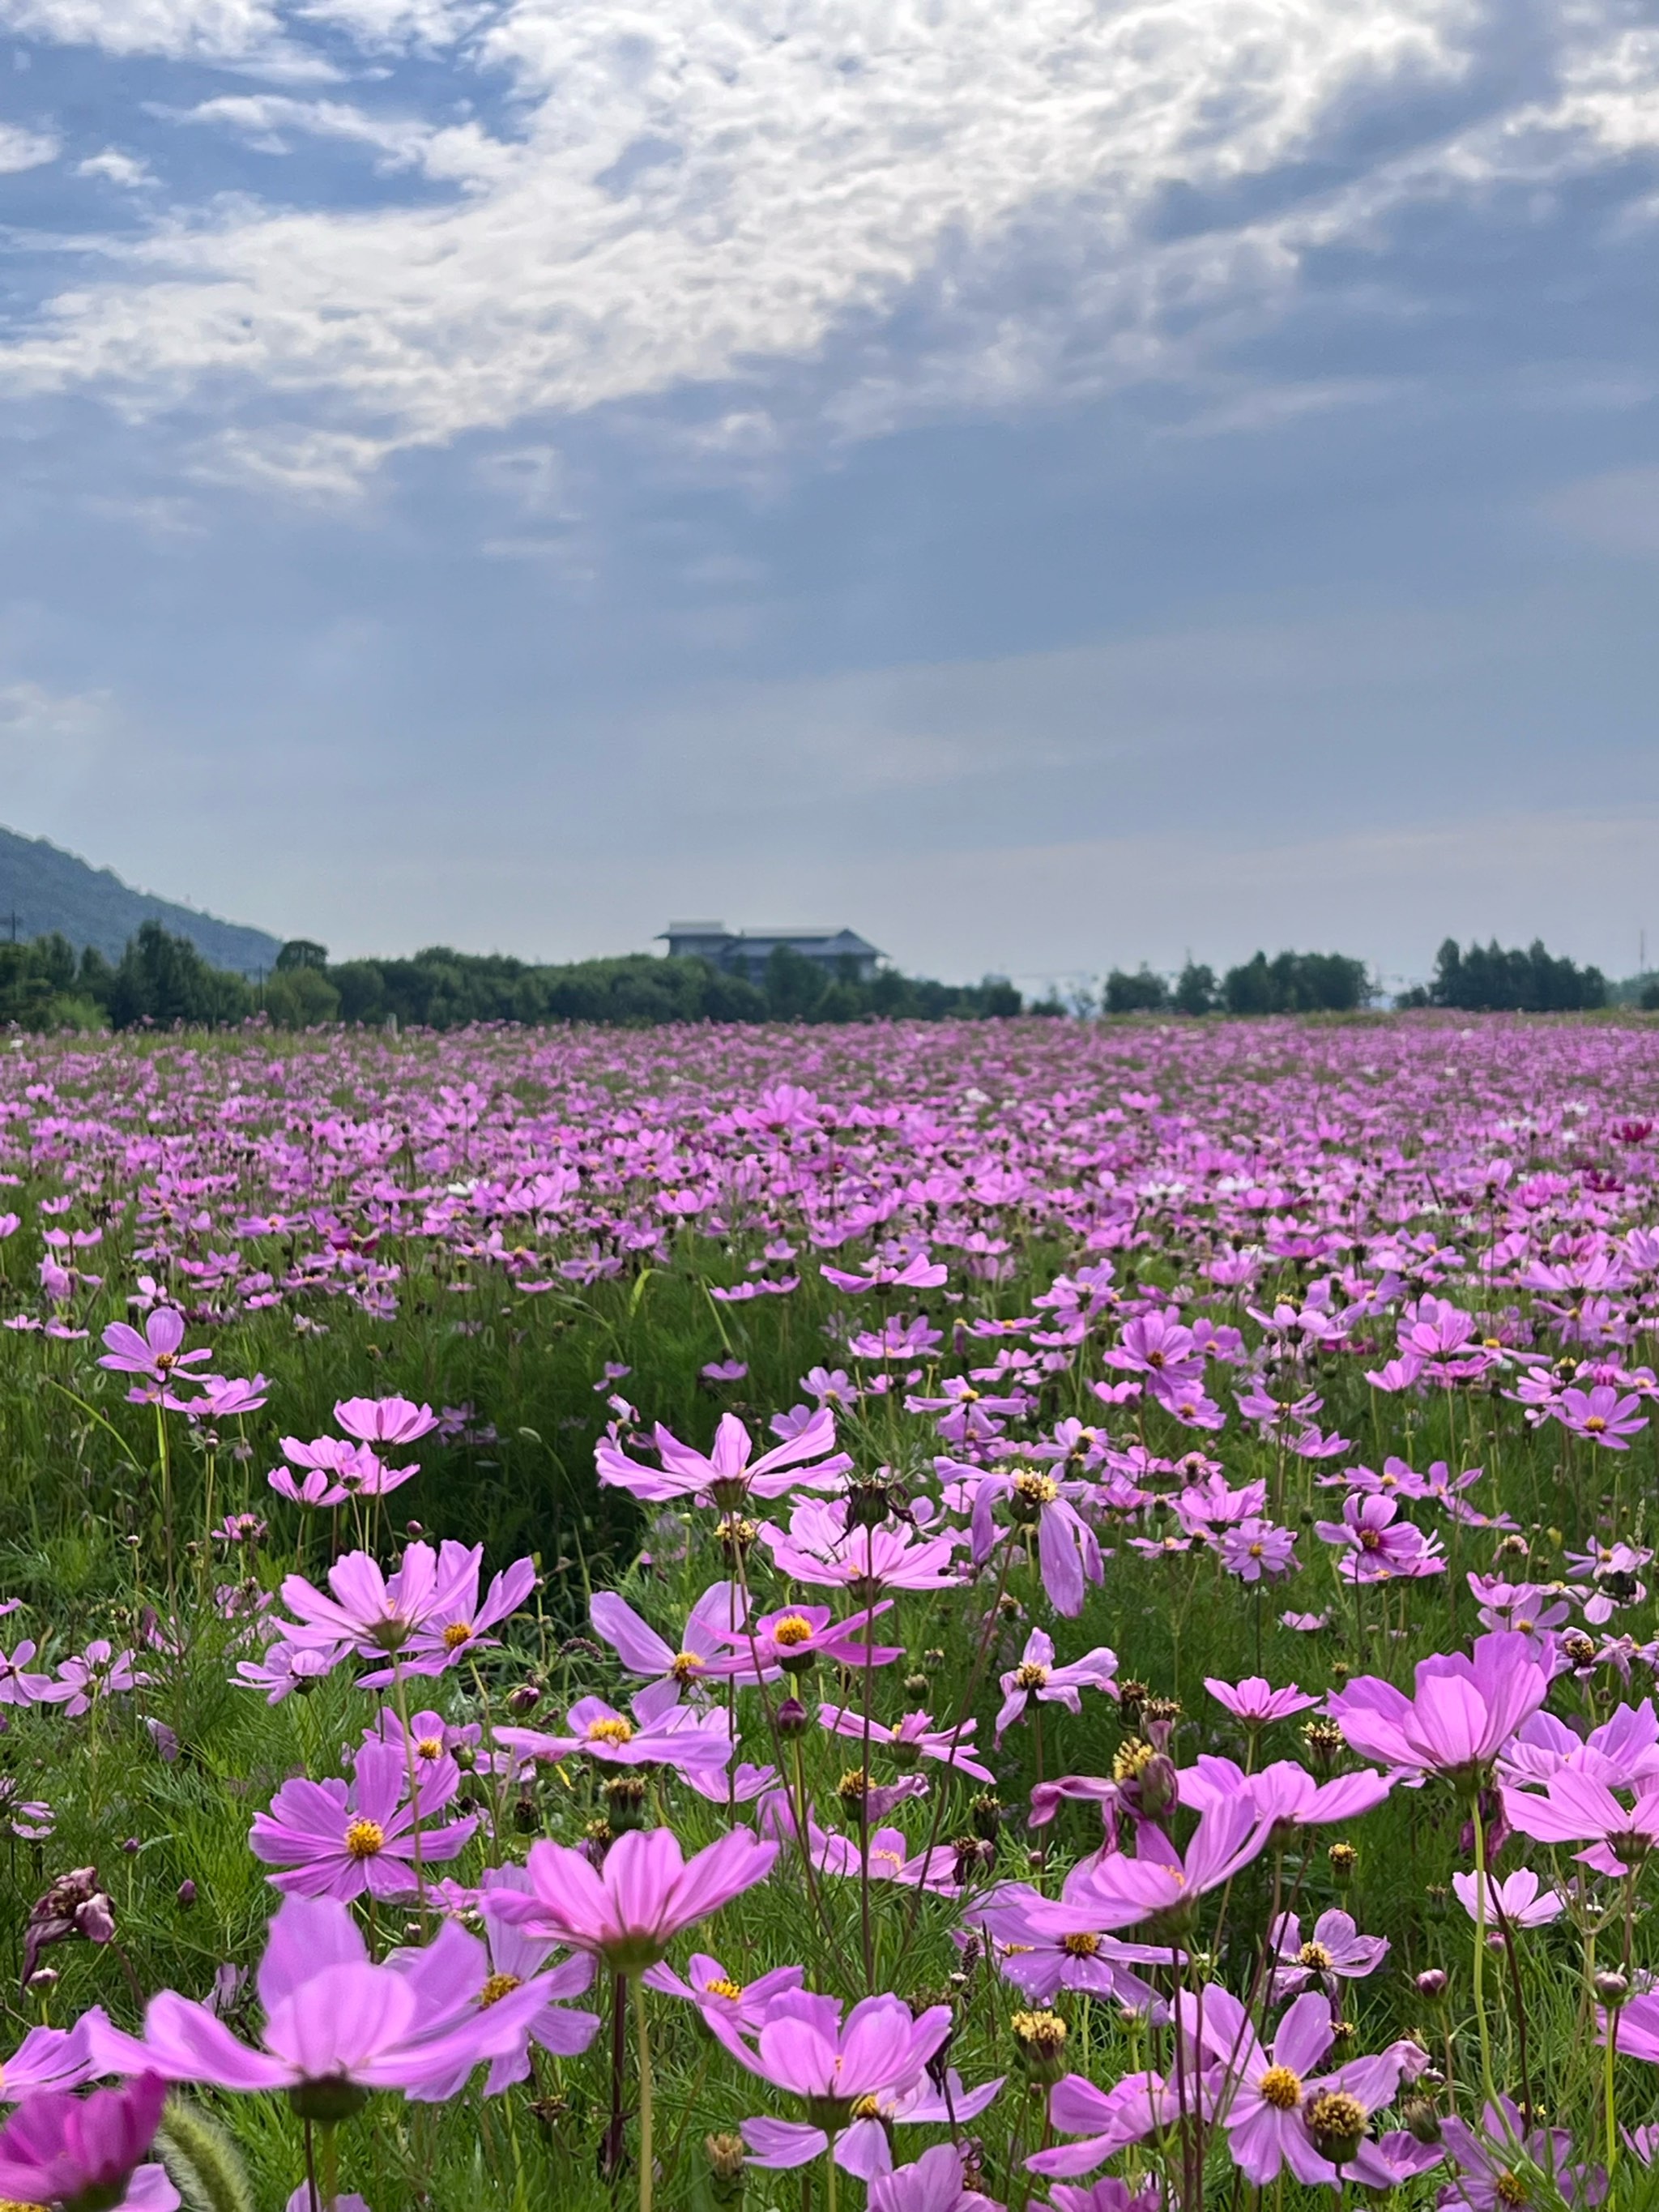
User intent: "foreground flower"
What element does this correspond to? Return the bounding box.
[868,2142,1002,2212]
[0,2077,172,2212]
[1326,1632,1550,1783]
[90,1894,548,2110]
[485,1826,778,1973]
[709,1990,952,2169]
[250,1739,478,1899]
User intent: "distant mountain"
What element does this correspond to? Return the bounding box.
[0,825,283,976]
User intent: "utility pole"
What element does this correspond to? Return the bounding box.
[2,910,19,944]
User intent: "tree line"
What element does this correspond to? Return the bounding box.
[0,921,1633,1031]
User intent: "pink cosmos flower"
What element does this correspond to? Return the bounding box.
[1500,1768,1659,1877]
[868,2143,1001,2212]
[0,1640,69,1706]
[1269,1909,1388,2001]
[590,1581,753,1689]
[1452,1867,1564,1930]
[1025,2072,1179,2178]
[597,1407,851,1507]
[831,2071,1004,2183]
[413,1865,600,2097]
[811,1824,961,1897]
[497,1679,734,1781]
[91,1894,548,2106]
[52,1642,151,1717]
[969,1470,1102,1617]
[994,1629,1118,1744]
[250,1739,478,1899]
[1439,2098,1602,2211]
[817,1703,995,1782]
[641,1951,805,2032]
[1555,1384,1648,1450]
[702,1601,901,1681]
[270,1440,414,1510]
[333,1395,439,1447]
[359,1542,535,1683]
[760,1503,962,1595]
[276,1540,471,1659]
[1313,1492,1444,1582]
[1179,1984,1410,2189]
[1068,1797,1272,1932]
[98,1308,211,1387]
[0,2077,171,2212]
[1179,1755,1394,1840]
[1205,1676,1317,1727]
[1218,1521,1300,1583]
[709,1989,951,2170]
[484,1826,778,1973]
[1327,1632,1550,1784]
[235,1640,343,1704]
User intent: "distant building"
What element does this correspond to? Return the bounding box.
[659,922,885,984]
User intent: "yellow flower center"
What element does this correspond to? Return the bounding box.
[1011,2010,1068,2056]
[851,2095,883,2120]
[1495,2176,1531,2208]
[1585,1417,1607,1433]
[1060,1932,1100,1957]
[1299,1941,1335,1971]
[479,1972,522,2007]
[705,1977,744,2001]
[416,1736,444,1761]
[1248,1541,1265,1558]
[1112,1739,1158,1782]
[1014,1472,1060,1506]
[587,1717,634,1744]
[772,1616,814,1647]
[442,1621,474,1650]
[1259,2065,1303,2110]
[1015,1663,1049,1689]
[671,1651,705,1680]
[344,1819,386,1859]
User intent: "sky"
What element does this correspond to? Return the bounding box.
[1,0,1657,993]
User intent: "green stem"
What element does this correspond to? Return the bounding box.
[1471,1793,1498,2113]
[634,1976,654,2212]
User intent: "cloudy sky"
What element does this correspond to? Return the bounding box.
[1,0,1657,989]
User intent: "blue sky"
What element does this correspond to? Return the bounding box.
[1,0,1657,991]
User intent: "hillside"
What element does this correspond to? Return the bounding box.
[0,824,282,976]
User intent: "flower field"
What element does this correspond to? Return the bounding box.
[2,1012,1659,2210]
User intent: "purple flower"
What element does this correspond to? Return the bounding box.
[1503,1766,1659,1877]
[1178,1984,1409,2189]
[52,1643,151,1718]
[333,1395,439,1446]
[89,1894,548,2108]
[497,1679,735,1781]
[641,1951,805,2033]
[1218,1520,1300,1583]
[250,1739,477,1900]
[1204,1676,1317,1727]
[484,1826,778,1974]
[1452,1867,1564,1929]
[414,1866,600,2097]
[710,1989,951,2169]
[590,1580,752,1689]
[276,1540,471,1659]
[817,1703,994,1782]
[867,2143,1002,2212]
[1327,1632,1550,1785]
[597,1408,851,1508]
[702,1601,901,1682]
[359,1542,535,1683]
[969,1470,1102,1618]
[1269,1909,1388,2001]
[1025,2073,1177,2178]
[1439,2097,1603,2210]
[1313,1492,1444,1583]
[0,2077,169,2211]
[994,1629,1118,1745]
[1555,1383,1648,1450]
[98,1307,211,1387]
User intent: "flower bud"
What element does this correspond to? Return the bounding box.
[1305,2089,1368,2166]
[176,1880,197,1909]
[706,2133,746,2207]
[1595,1970,1630,2008]
[512,1791,541,1834]
[505,1681,544,1718]
[1010,2009,1068,2084]
[953,1835,994,1885]
[1415,1969,1448,2003]
[970,1793,1003,1842]
[1327,1841,1358,1887]
[603,1774,649,1833]
[1402,2099,1443,2146]
[775,1696,809,1740]
[903,1673,932,1710]
[845,1479,893,1530]
[26,1967,58,1992]
[1117,1680,1149,1730]
[1301,1718,1346,1778]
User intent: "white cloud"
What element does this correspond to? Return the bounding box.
[187,423,395,496]
[0,118,58,169]
[168,92,517,184]
[0,0,1653,487]
[78,147,155,186]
